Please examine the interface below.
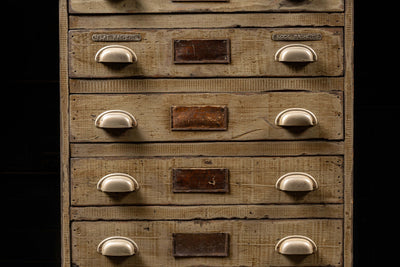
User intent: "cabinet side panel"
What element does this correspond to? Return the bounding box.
[344,0,354,266]
[59,0,70,266]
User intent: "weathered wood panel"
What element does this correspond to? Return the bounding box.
[69,77,344,94]
[69,28,343,78]
[71,156,343,206]
[70,92,343,142]
[70,204,343,221]
[69,0,344,14]
[69,13,345,29]
[71,220,343,266]
[70,141,344,158]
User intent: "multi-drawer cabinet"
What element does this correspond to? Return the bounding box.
[60,1,353,266]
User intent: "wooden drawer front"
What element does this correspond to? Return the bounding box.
[71,219,343,266]
[69,28,343,78]
[71,156,343,206]
[70,92,343,142]
[69,0,344,14]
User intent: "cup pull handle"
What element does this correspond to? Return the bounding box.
[95,110,137,129]
[275,44,317,63]
[275,235,317,255]
[275,108,317,127]
[95,45,137,63]
[97,236,138,256]
[275,172,318,192]
[97,173,140,193]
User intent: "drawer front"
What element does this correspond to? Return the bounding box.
[69,0,344,14]
[71,219,343,266]
[71,156,343,206]
[69,28,343,78]
[70,92,343,142]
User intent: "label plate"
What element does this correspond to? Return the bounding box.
[173,233,229,257]
[172,168,229,193]
[171,105,228,130]
[272,33,322,41]
[173,39,230,64]
[92,33,142,42]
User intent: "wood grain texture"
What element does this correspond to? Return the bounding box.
[343,0,354,266]
[71,220,343,266]
[69,0,344,14]
[69,28,343,78]
[70,92,343,142]
[59,0,70,266]
[69,77,344,94]
[70,156,343,206]
[69,13,344,29]
[71,141,344,158]
[70,204,343,221]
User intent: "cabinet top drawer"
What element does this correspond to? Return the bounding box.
[69,28,343,78]
[69,0,344,14]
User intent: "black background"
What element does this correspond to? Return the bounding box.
[1,1,394,266]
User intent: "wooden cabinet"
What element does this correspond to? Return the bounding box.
[60,0,353,266]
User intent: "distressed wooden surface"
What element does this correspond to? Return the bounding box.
[71,156,343,206]
[343,0,354,265]
[69,0,344,14]
[69,28,343,78]
[62,1,354,265]
[70,92,343,142]
[71,220,343,267]
[69,77,344,94]
[59,0,70,266]
[71,204,343,221]
[71,141,344,158]
[69,13,344,29]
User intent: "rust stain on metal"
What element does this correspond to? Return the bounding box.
[172,168,229,193]
[173,233,229,257]
[173,39,231,64]
[171,105,228,130]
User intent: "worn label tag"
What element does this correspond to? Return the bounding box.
[92,33,142,42]
[173,39,230,64]
[272,33,322,41]
[171,105,228,130]
[173,233,229,257]
[172,168,229,193]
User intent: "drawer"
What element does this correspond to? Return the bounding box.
[69,0,344,14]
[70,92,343,142]
[71,156,343,206]
[69,28,343,78]
[71,219,343,266]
